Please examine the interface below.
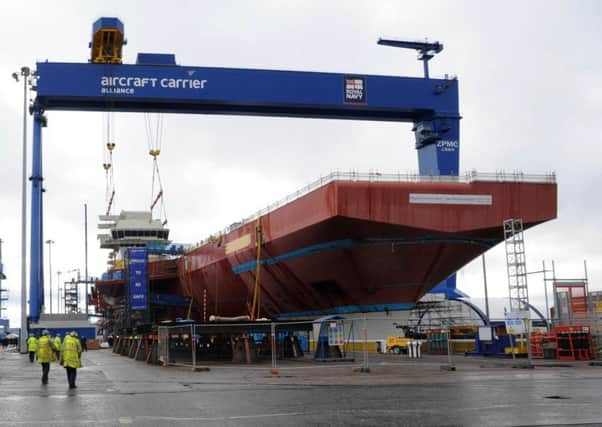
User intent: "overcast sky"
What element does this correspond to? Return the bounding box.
[1,1,600,328]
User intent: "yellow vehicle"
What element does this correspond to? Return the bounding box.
[386,336,414,354]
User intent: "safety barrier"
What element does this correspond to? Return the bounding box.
[109,313,602,374]
[142,317,462,374]
[550,316,602,360]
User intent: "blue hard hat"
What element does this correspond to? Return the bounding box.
[42,329,49,335]
[56,333,61,336]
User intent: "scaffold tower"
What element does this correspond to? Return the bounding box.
[64,279,79,313]
[503,218,530,312]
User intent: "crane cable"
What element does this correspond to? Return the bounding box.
[145,113,168,225]
[102,111,116,216]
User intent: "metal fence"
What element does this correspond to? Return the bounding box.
[154,317,462,373]
[114,311,602,375]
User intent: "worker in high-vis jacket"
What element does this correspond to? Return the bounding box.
[36,330,57,385]
[54,333,62,360]
[27,334,38,363]
[62,331,82,389]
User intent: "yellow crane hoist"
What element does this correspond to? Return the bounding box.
[90,17,126,64]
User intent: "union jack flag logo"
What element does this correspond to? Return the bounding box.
[344,76,366,104]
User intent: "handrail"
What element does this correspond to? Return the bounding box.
[188,170,556,252]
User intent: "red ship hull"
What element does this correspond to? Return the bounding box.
[178,177,557,318]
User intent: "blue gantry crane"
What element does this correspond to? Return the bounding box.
[25,18,460,322]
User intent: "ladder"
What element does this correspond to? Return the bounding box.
[503,218,530,313]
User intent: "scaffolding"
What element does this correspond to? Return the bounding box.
[407,297,487,331]
[64,279,79,313]
[410,300,469,329]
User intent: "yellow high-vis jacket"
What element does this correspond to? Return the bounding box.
[36,336,57,364]
[62,335,82,368]
[27,336,38,352]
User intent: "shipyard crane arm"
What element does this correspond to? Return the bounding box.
[377,38,444,79]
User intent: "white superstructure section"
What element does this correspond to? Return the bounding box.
[98,210,170,268]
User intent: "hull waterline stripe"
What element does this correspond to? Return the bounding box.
[231,236,496,274]
[272,302,417,318]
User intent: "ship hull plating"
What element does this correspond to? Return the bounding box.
[179,179,557,318]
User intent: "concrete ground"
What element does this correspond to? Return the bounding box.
[1,348,602,426]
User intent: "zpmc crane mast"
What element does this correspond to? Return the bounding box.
[377,37,458,295]
[377,37,456,174]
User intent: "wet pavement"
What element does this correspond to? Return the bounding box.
[1,348,602,426]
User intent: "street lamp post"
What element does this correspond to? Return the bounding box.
[0,238,7,321]
[45,240,54,313]
[482,254,490,320]
[84,203,89,315]
[57,270,62,314]
[13,66,30,354]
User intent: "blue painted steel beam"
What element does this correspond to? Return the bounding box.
[35,62,459,119]
[29,110,45,322]
[34,62,460,177]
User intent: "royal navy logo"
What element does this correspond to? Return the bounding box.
[344,76,366,104]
